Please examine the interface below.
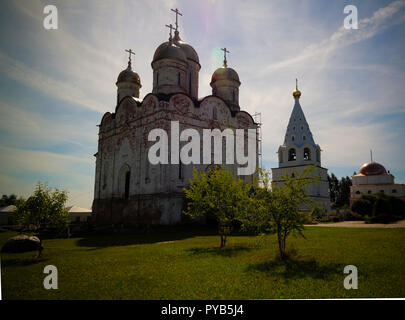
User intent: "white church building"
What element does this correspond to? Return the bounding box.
[272,83,331,213]
[92,10,258,226]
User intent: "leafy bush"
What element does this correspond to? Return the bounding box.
[13,182,70,236]
[351,198,373,217]
[351,193,405,223]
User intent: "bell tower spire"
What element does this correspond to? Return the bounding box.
[293,78,301,99]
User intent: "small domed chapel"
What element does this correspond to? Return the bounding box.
[92,10,259,225]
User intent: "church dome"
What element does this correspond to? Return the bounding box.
[172,31,199,64]
[176,40,199,64]
[152,41,187,64]
[293,89,301,99]
[117,64,141,86]
[359,162,387,176]
[211,67,240,84]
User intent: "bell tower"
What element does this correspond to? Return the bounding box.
[272,80,330,214]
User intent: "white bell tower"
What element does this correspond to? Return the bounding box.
[272,80,331,214]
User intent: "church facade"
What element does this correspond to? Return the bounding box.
[272,84,331,213]
[92,17,258,225]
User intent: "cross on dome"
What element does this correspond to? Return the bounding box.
[221,47,230,67]
[165,23,175,41]
[125,49,135,68]
[171,8,183,31]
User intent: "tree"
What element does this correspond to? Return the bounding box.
[327,173,339,204]
[0,194,18,207]
[13,182,69,235]
[327,174,352,207]
[243,166,320,260]
[183,166,251,248]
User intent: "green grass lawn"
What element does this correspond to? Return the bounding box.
[1,225,404,299]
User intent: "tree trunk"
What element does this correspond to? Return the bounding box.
[277,232,284,259]
[220,234,225,248]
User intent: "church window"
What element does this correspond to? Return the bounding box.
[102,162,109,190]
[303,148,311,160]
[288,148,296,161]
[291,135,295,141]
[392,189,397,193]
[293,126,296,130]
[119,164,131,198]
[301,126,303,130]
[125,171,130,199]
[303,135,306,140]
[145,149,150,182]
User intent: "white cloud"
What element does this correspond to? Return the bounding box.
[262,0,405,72]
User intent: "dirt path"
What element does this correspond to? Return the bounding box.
[305,220,405,228]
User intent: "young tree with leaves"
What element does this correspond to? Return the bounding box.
[243,166,320,260]
[13,182,70,235]
[183,166,251,248]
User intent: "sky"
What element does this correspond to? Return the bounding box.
[0,0,404,209]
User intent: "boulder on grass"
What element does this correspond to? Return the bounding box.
[1,235,43,256]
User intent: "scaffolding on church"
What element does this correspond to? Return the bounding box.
[253,112,263,169]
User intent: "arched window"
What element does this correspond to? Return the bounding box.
[232,90,235,102]
[303,135,306,141]
[125,171,130,199]
[303,148,311,160]
[288,148,296,161]
[189,73,192,93]
[178,72,181,85]
[292,135,295,142]
[118,164,131,198]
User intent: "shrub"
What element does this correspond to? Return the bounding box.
[352,193,405,223]
[351,198,373,217]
